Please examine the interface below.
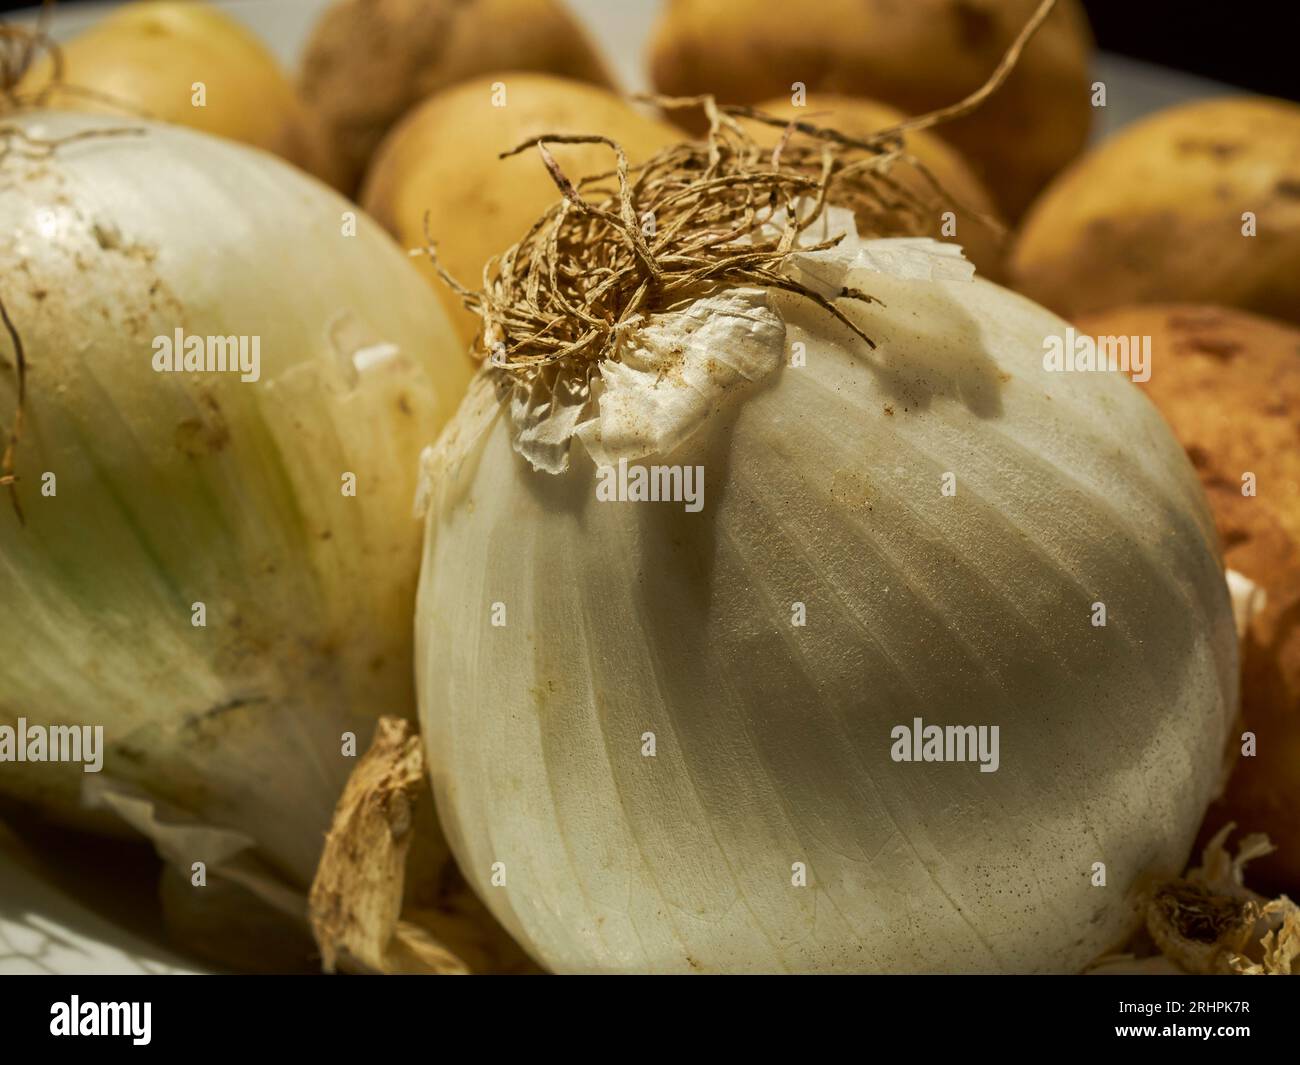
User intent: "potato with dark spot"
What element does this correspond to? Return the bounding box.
[299,0,616,194]
[1078,304,1300,894]
[647,0,1093,220]
[1012,98,1300,325]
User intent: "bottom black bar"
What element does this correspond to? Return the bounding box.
[0,974,1292,1052]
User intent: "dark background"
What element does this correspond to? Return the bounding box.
[1082,0,1299,101]
[1,0,1298,101]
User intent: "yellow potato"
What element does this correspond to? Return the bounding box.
[753,94,1005,280]
[20,2,320,171]
[648,0,1093,221]
[362,73,680,344]
[1011,97,1300,326]
[1077,304,1300,895]
[300,0,617,195]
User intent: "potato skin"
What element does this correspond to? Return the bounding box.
[1011,98,1300,326]
[1078,304,1300,894]
[648,0,1093,220]
[361,73,679,344]
[300,0,616,195]
[20,2,308,163]
[753,94,1005,280]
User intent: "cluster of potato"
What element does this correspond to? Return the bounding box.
[649,0,1095,221]
[23,0,1299,898]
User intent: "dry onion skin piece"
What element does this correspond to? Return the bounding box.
[362,72,680,345]
[0,110,471,888]
[12,1,335,181]
[1145,825,1298,975]
[646,0,1093,221]
[1010,98,1300,326]
[309,717,539,974]
[298,0,617,196]
[408,82,1238,970]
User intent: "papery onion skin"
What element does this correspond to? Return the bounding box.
[0,112,470,887]
[416,274,1237,973]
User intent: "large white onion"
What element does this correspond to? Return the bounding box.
[0,112,469,887]
[415,225,1237,973]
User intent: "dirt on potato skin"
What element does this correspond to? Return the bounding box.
[1009,98,1300,326]
[298,0,616,195]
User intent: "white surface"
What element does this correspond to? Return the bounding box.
[0,828,197,975]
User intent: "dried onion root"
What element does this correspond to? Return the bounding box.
[0,10,152,119]
[1148,826,1299,975]
[421,0,1055,398]
[0,20,48,516]
[1091,825,1299,975]
[0,10,54,111]
[424,101,894,377]
[0,296,26,520]
[0,19,142,521]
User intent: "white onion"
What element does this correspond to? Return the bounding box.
[415,220,1237,973]
[0,112,469,887]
